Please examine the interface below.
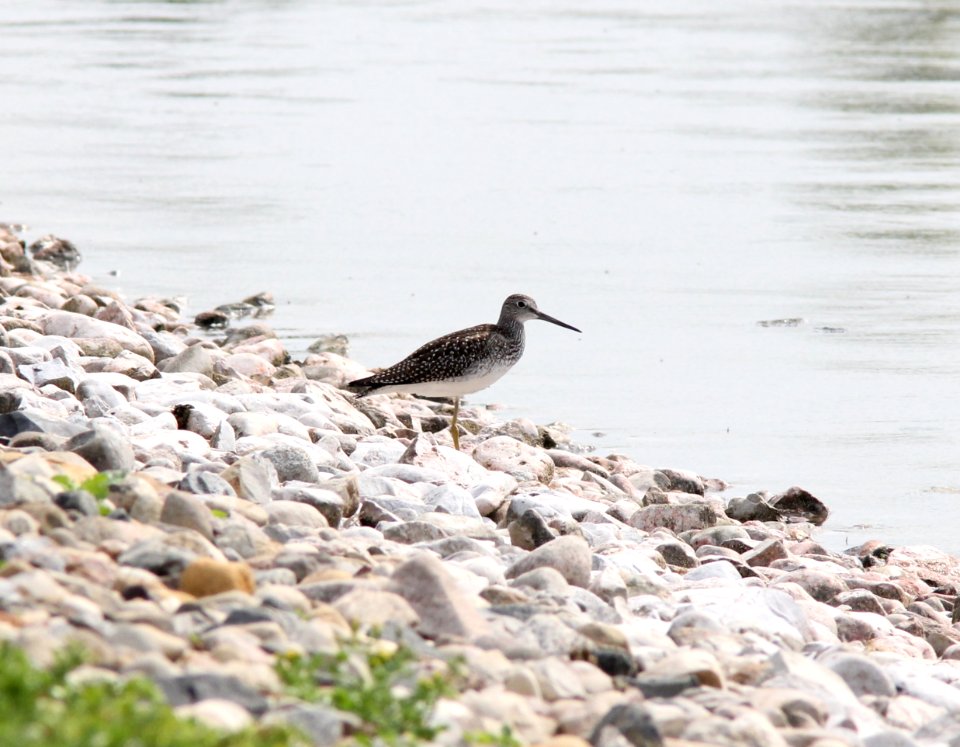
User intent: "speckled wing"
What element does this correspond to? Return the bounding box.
[349,324,501,395]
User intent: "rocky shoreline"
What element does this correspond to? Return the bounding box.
[1,224,960,746]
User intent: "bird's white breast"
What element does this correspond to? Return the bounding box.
[371,364,514,398]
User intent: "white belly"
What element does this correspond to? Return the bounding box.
[372,365,513,398]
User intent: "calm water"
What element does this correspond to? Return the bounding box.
[3,1,960,551]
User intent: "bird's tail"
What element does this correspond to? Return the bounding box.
[347,376,377,397]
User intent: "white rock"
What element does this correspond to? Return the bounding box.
[265,500,328,529]
[472,436,554,483]
[41,310,154,361]
[509,489,605,521]
[174,699,253,732]
[131,429,211,460]
[351,437,407,467]
[470,472,519,516]
[5,346,52,365]
[423,483,482,518]
[679,586,815,647]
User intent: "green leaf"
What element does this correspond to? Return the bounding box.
[276,636,455,746]
[0,642,308,746]
[51,475,76,492]
[79,471,125,500]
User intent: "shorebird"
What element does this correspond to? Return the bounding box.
[348,293,581,450]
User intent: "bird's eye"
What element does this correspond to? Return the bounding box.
[516,300,527,308]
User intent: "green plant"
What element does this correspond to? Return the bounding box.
[465,726,523,747]
[0,642,307,747]
[276,638,457,747]
[52,470,126,516]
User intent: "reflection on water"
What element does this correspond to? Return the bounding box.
[2,0,960,550]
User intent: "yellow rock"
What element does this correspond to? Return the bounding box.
[179,558,255,597]
[300,567,354,584]
[645,649,725,689]
[577,621,630,651]
[309,603,352,632]
[41,451,99,482]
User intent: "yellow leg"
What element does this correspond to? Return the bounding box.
[451,397,461,450]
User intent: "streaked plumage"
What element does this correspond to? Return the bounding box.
[348,293,580,449]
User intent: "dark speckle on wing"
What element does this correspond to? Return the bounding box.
[349,323,523,393]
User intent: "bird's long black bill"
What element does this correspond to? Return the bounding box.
[535,310,581,333]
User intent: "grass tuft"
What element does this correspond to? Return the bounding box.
[0,642,306,747]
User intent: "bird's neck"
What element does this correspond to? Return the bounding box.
[497,318,525,343]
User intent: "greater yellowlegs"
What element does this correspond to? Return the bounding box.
[348,293,581,450]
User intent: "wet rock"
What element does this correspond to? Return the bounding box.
[726,492,783,522]
[308,334,350,356]
[28,235,81,269]
[658,468,704,495]
[195,310,229,329]
[769,486,829,526]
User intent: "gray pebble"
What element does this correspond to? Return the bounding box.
[64,422,135,472]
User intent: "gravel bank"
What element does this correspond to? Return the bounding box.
[1,225,960,747]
